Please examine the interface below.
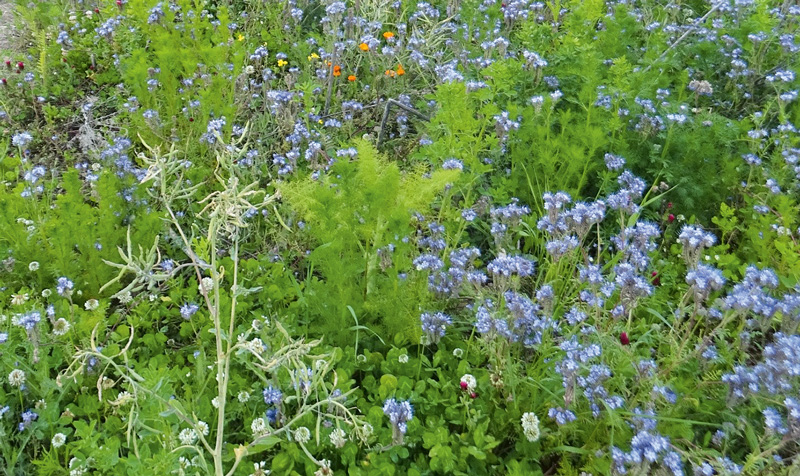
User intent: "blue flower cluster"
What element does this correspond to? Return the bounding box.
[611,408,683,476]
[419,311,452,344]
[383,398,413,435]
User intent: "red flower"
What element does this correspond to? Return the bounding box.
[620,332,630,346]
[17,62,24,70]
[667,214,675,223]
[651,271,660,286]
[667,202,673,209]
[470,392,477,399]
[460,381,468,391]
[4,60,10,68]
[1,78,6,85]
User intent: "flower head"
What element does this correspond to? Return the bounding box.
[521,412,540,442]
[179,428,197,445]
[383,398,414,436]
[52,318,71,336]
[460,374,477,392]
[52,433,67,447]
[329,428,347,448]
[8,369,26,387]
[56,277,74,297]
[294,426,311,443]
[263,385,283,405]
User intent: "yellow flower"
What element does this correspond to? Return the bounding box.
[237,34,245,42]
[277,59,288,67]
[308,53,320,61]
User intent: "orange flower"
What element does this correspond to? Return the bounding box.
[359,42,369,51]
[385,69,396,77]
[333,65,341,77]
[396,64,405,76]
[383,31,394,39]
[347,74,357,82]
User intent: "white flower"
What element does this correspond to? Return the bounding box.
[117,291,133,304]
[179,428,197,445]
[329,428,347,448]
[238,391,251,403]
[521,412,540,442]
[84,299,99,311]
[41,289,52,298]
[11,293,28,306]
[249,461,270,476]
[355,423,374,443]
[8,369,26,387]
[52,318,71,336]
[245,338,265,354]
[196,421,210,436]
[109,391,134,406]
[211,396,220,408]
[398,354,409,363]
[251,418,268,437]
[29,261,39,271]
[314,460,333,476]
[452,348,464,358]
[199,277,214,294]
[52,433,67,447]
[460,374,477,392]
[178,456,193,469]
[294,426,311,444]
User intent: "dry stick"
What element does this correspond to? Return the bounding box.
[376,99,431,148]
[641,2,723,74]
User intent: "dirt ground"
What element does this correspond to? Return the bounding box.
[0,0,18,55]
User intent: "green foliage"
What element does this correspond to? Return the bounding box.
[281,140,459,344]
[2,0,800,474]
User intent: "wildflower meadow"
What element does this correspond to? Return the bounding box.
[1,0,800,474]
